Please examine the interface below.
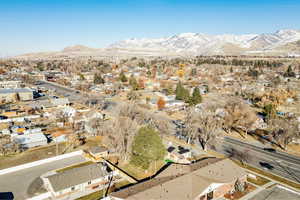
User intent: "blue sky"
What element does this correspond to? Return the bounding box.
[1,0,300,56]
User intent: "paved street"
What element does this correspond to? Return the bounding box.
[215,137,300,184]
[39,81,118,109]
[39,81,86,103]
[0,155,86,200]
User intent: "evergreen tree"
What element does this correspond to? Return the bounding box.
[263,104,277,121]
[131,126,166,169]
[119,71,128,82]
[175,81,189,101]
[189,87,202,106]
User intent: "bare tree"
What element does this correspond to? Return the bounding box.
[223,99,257,136]
[269,117,300,149]
[101,117,138,162]
[183,108,201,144]
[127,90,140,102]
[197,111,222,151]
[56,110,69,125]
[148,114,173,136]
[183,108,222,150]
[0,135,19,155]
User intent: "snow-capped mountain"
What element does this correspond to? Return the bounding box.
[110,29,300,55]
[16,29,300,59]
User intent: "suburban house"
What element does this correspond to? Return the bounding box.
[46,128,73,143]
[108,158,247,200]
[42,162,115,200]
[82,111,104,135]
[198,85,209,95]
[166,145,192,164]
[165,100,185,108]
[50,98,70,107]
[12,132,48,149]
[0,88,33,102]
[0,80,21,88]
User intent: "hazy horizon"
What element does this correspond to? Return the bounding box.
[1,0,300,56]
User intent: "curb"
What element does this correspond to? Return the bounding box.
[0,150,83,176]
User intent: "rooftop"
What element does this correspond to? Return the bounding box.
[0,88,32,94]
[90,146,108,154]
[45,163,110,192]
[110,158,247,200]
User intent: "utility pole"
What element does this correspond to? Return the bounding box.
[56,140,58,156]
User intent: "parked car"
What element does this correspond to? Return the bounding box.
[35,81,43,85]
[263,148,276,153]
[0,115,8,120]
[259,162,274,170]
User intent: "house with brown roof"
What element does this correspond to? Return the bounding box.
[108,158,247,200]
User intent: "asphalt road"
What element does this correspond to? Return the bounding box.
[39,81,115,107]
[215,137,300,184]
[39,81,84,102]
[0,155,86,200]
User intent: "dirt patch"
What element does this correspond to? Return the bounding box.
[0,143,67,170]
[0,136,103,170]
[286,143,300,157]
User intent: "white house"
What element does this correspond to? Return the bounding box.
[42,163,116,200]
[12,133,47,149]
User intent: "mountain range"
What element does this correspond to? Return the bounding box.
[110,29,300,56]
[17,29,300,59]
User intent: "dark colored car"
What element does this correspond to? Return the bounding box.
[0,115,8,120]
[263,148,276,153]
[35,81,43,85]
[259,162,274,170]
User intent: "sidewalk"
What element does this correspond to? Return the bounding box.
[240,182,274,200]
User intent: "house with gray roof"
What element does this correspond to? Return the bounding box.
[42,162,115,200]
